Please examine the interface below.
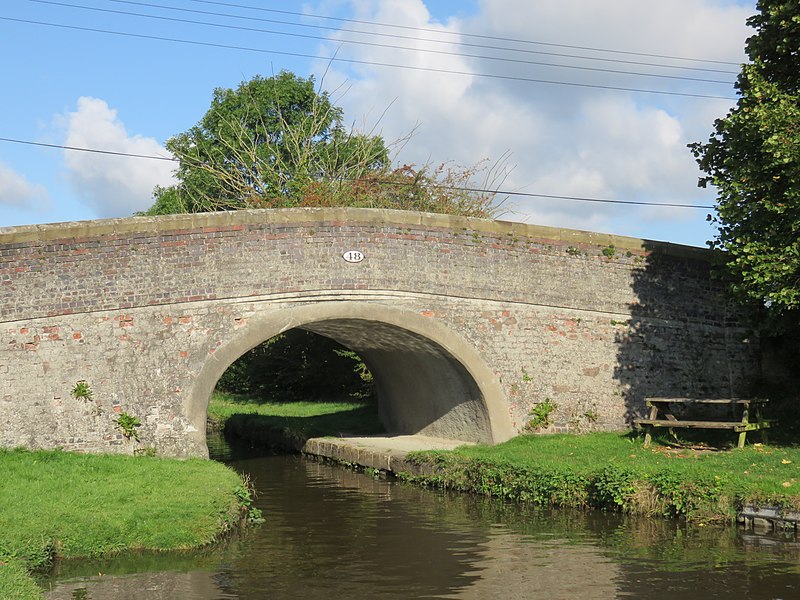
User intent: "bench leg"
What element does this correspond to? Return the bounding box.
[668,427,679,443]
[737,430,747,449]
[756,408,769,445]
[642,404,658,448]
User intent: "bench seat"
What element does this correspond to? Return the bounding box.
[634,419,771,432]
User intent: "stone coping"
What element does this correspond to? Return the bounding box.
[302,435,470,474]
[0,207,711,259]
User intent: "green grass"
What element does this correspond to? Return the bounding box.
[208,391,385,445]
[403,432,800,521]
[0,448,250,597]
[0,560,42,600]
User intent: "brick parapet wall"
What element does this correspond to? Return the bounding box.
[0,207,725,326]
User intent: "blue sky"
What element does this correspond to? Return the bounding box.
[0,0,757,247]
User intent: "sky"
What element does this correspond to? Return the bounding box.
[0,0,758,247]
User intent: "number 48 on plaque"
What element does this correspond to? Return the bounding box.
[342,250,365,263]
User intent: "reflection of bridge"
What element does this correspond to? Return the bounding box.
[0,208,757,457]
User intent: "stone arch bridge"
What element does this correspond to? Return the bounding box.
[0,208,757,457]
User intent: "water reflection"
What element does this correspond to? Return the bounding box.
[43,571,234,600]
[43,449,800,599]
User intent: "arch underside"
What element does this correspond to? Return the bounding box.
[303,319,490,442]
[190,302,513,453]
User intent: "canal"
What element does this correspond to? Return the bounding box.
[42,440,800,599]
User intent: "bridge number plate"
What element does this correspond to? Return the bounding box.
[342,250,365,263]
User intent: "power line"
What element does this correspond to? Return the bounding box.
[463,188,713,209]
[188,0,742,68]
[0,136,714,210]
[104,0,739,76]
[32,0,733,86]
[0,136,176,161]
[1,15,737,100]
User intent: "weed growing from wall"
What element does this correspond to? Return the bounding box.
[524,399,557,431]
[114,412,142,442]
[70,380,93,402]
[70,380,102,415]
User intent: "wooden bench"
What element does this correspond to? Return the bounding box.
[634,398,771,448]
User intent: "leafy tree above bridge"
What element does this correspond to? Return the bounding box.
[144,71,502,219]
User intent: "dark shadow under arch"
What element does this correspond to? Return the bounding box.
[187,302,513,454]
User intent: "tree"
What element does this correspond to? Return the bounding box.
[144,71,505,219]
[690,1,800,326]
[145,71,390,214]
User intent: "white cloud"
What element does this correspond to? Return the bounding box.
[0,161,48,208]
[474,0,751,66]
[62,97,176,217]
[310,0,754,244]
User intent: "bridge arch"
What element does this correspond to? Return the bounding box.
[187,302,515,453]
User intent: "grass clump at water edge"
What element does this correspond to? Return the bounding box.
[400,432,800,522]
[0,448,258,597]
[0,559,42,600]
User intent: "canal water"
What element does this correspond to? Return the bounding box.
[42,440,800,599]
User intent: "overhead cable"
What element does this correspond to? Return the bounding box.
[0,136,175,161]
[32,0,734,86]
[0,136,714,209]
[102,0,739,76]
[187,0,742,67]
[0,16,737,100]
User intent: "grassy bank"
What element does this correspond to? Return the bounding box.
[0,448,255,598]
[401,433,800,522]
[208,390,384,448]
[209,394,799,522]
